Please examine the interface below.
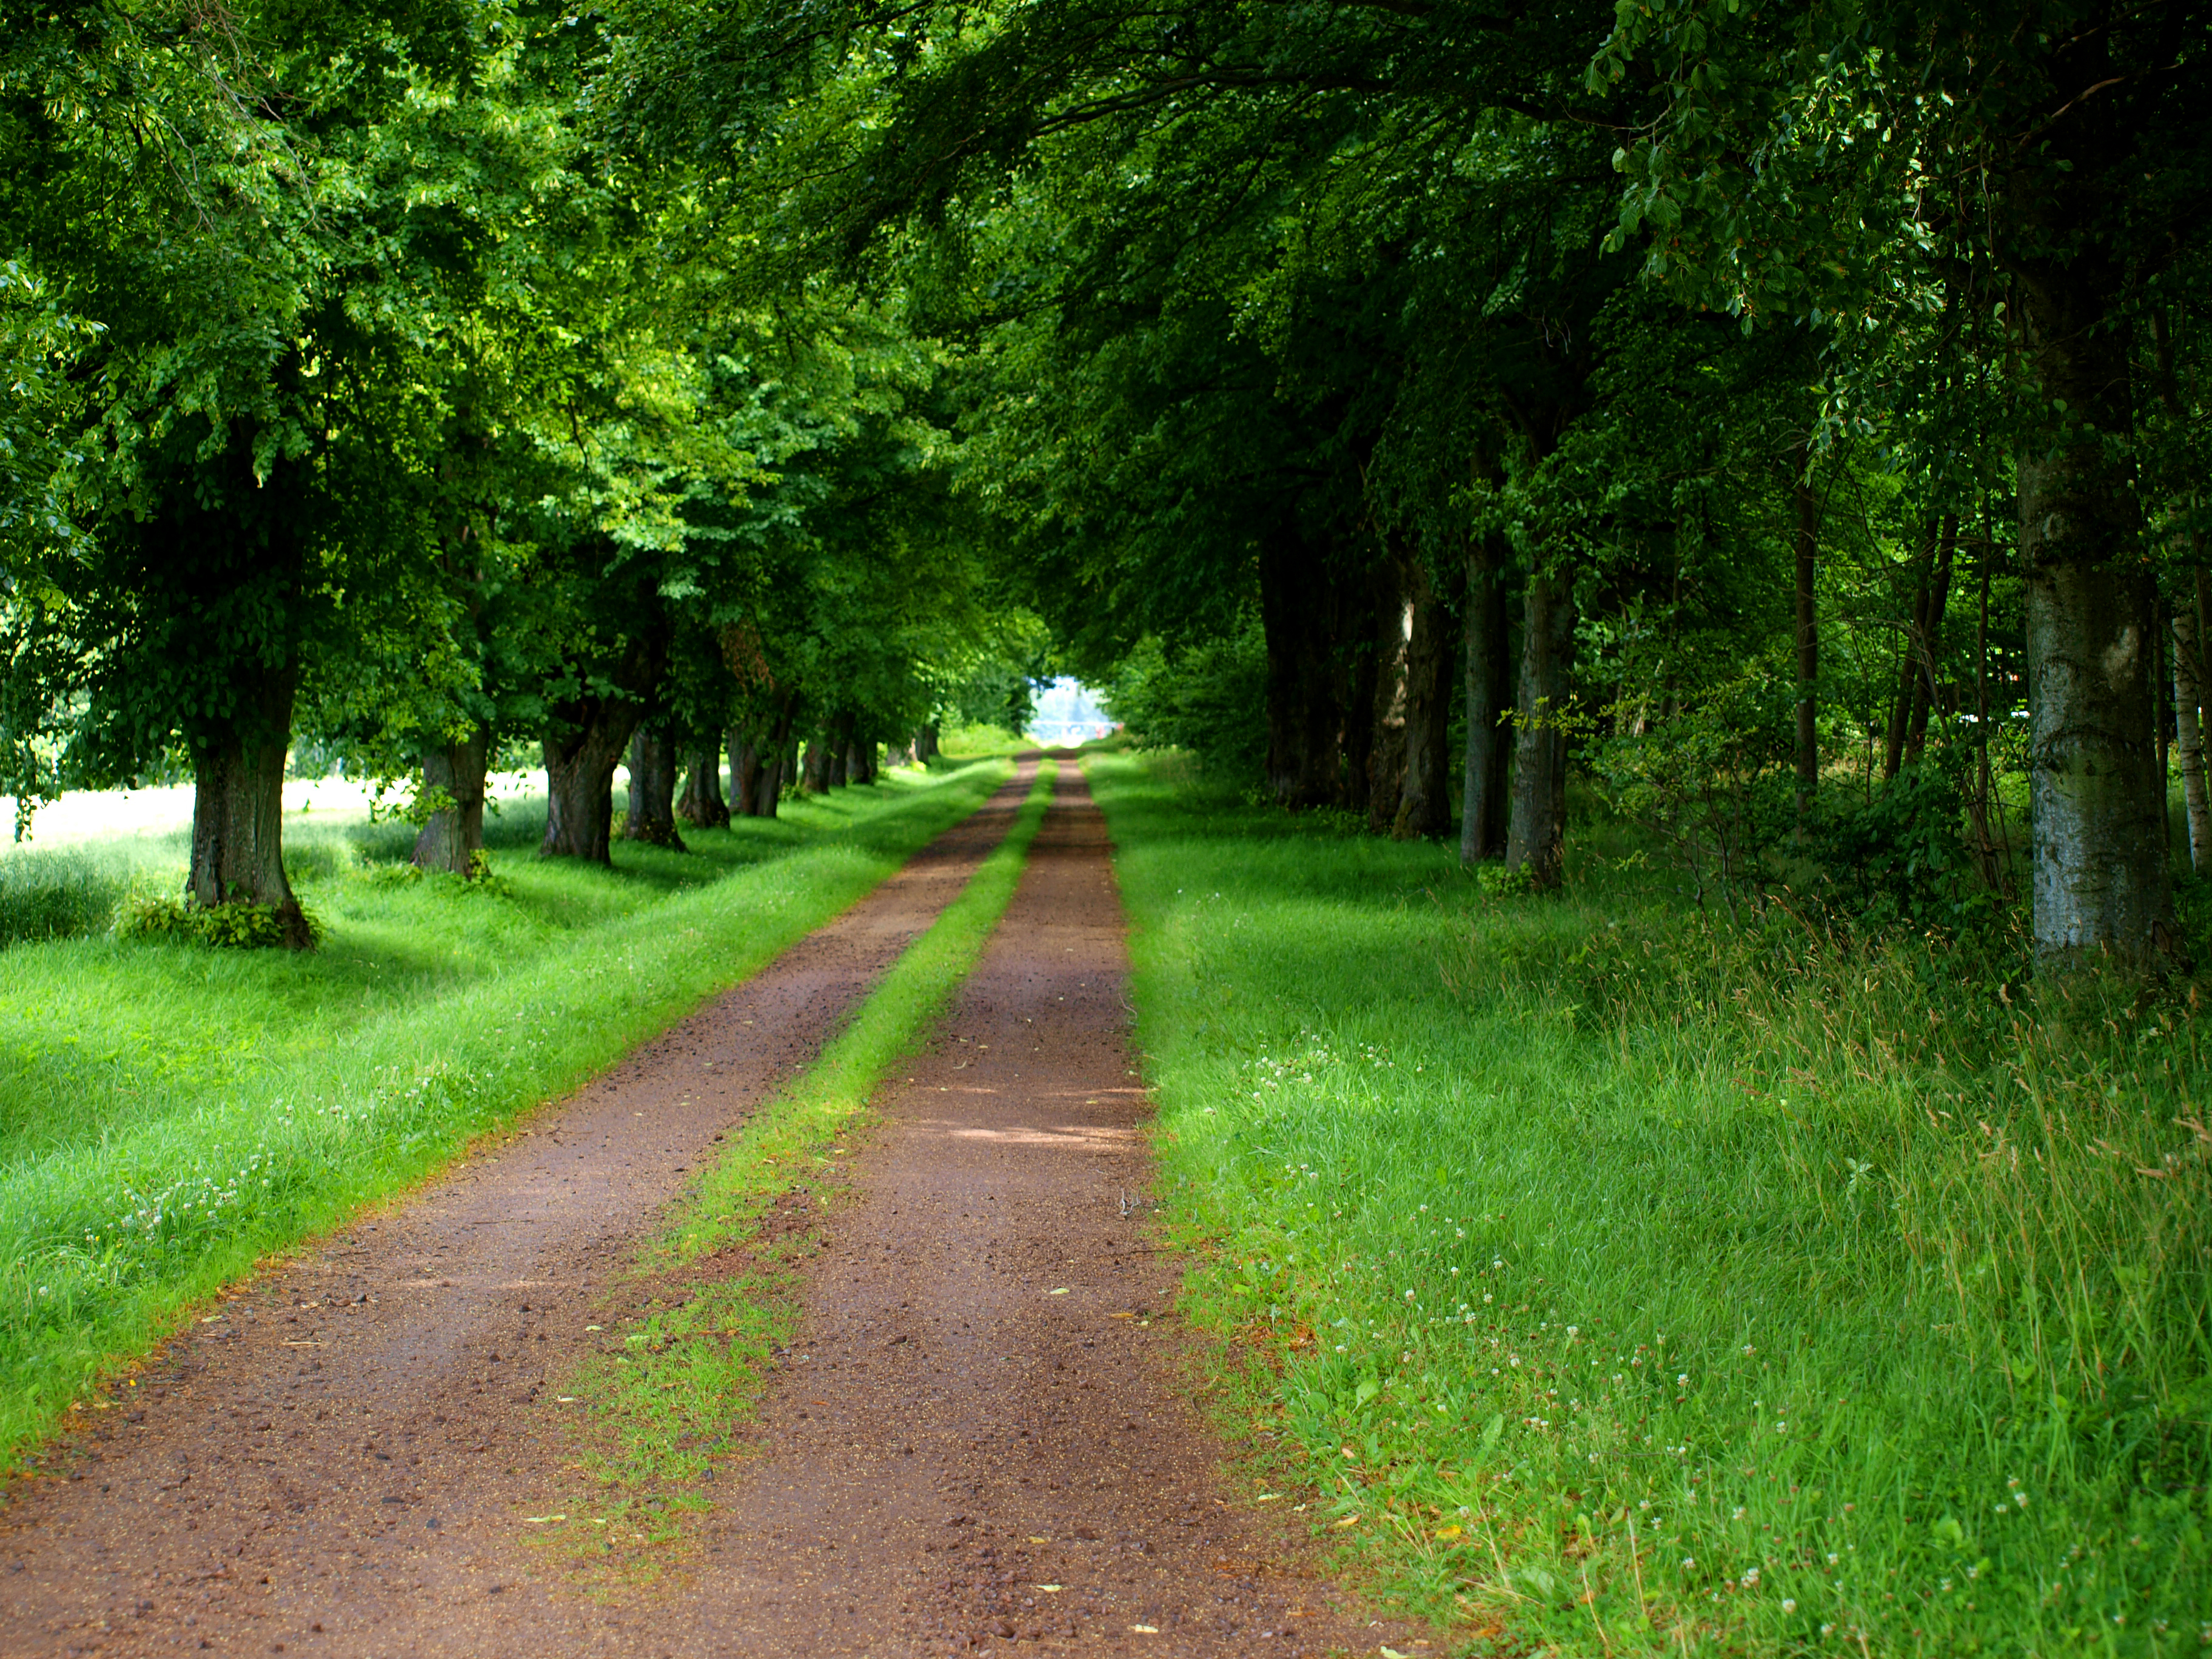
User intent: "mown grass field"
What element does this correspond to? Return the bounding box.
[0,759,1011,1465]
[1090,751,2211,1658]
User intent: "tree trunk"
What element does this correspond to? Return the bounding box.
[753,745,786,817]
[1393,552,1455,840]
[1258,522,1361,808]
[802,734,832,793]
[186,662,310,947]
[1461,532,1513,862]
[412,725,490,876]
[1905,515,1958,765]
[2175,586,2212,872]
[1366,556,1407,833]
[735,731,765,819]
[1504,569,1576,890]
[916,723,941,764]
[825,714,852,788]
[2014,294,2164,959]
[1793,464,1820,819]
[622,726,686,848]
[1883,521,1936,782]
[848,736,876,785]
[677,741,730,828]
[2006,28,2171,968]
[541,698,641,863]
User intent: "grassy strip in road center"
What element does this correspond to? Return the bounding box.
[529,759,1059,1587]
[0,760,1014,1470]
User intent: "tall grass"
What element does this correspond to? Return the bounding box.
[0,761,1011,1466]
[1088,751,2210,1658]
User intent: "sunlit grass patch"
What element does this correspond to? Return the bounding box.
[1090,751,2211,1658]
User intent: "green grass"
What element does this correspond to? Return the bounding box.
[1087,751,2211,1658]
[523,760,1060,1586]
[0,760,1013,1467]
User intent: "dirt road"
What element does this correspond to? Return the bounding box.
[2,761,1403,1659]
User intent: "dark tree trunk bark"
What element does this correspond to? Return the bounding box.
[186,661,310,947]
[1505,569,1576,890]
[1393,552,1455,840]
[623,726,686,848]
[412,724,490,876]
[1905,515,1958,765]
[802,734,832,793]
[916,723,940,763]
[1793,466,1820,819]
[541,697,642,863]
[1366,556,1407,833]
[1883,521,1936,782]
[753,744,786,817]
[1460,541,1513,860]
[677,740,730,828]
[1461,532,1513,862]
[1258,523,1366,808]
[735,731,765,819]
[825,714,852,788]
[761,702,797,815]
[847,736,876,785]
[1342,566,1382,821]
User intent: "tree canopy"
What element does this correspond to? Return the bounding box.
[4,0,2208,966]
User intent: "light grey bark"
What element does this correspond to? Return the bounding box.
[2174,589,2211,871]
[2008,30,2171,968]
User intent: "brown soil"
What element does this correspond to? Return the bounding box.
[1,760,1407,1659]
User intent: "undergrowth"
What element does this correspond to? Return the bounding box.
[0,760,1012,1469]
[523,760,1059,1590]
[1089,751,2211,1659]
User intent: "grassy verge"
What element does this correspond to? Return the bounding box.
[0,761,1014,1467]
[1087,751,2210,1658]
[522,760,1059,1588]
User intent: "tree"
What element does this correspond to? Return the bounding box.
[1594,0,2212,964]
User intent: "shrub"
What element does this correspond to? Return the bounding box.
[118,893,318,949]
[1100,620,1269,781]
